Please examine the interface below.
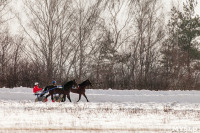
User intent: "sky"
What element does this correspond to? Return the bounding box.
[6,0,200,35]
[164,0,200,14]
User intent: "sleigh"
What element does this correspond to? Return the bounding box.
[34,93,46,102]
[34,85,64,102]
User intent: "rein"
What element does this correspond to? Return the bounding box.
[39,86,61,96]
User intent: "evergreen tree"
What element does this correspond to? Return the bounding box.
[161,0,200,89]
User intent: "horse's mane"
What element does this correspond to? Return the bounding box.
[79,79,90,87]
[63,80,72,85]
[63,80,76,89]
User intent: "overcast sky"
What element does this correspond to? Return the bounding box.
[7,0,200,35]
[164,0,200,14]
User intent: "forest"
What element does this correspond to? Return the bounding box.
[0,0,200,90]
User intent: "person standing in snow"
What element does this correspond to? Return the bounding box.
[33,82,43,94]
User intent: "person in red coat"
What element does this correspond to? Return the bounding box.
[33,82,43,93]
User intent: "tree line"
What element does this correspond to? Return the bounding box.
[0,0,200,90]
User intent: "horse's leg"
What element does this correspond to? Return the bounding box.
[45,93,51,102]
[51,94,54,102]
[67,94,71,102]
[45,93,50,99]
[61,94,66,102]
[64,94,67,102]
[83,93,89,102]
[77,94,81,102]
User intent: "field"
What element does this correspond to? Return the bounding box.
[0,87,200,133]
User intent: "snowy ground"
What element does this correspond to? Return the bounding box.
[0,87,200,133]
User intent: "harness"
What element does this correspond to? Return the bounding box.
[39,86,63,96]
[57,85,63,90]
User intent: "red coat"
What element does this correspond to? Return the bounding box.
[33,85,42,93]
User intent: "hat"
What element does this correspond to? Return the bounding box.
[52,80,56,84]
[35,82,39,85]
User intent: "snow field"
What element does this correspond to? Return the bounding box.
[0,87,200,132]
[0,101,200,132]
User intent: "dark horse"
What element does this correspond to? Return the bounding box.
[44,79,78,102]
[71,79,92,102]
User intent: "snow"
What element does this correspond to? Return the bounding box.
[0,87,200,133]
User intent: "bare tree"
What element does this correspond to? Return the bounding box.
[0,30,25,87]
[0,0,10,25]
[127,0,165,89]
[87,0,134,88]
[104,0,133,88]
[10,35,24,86]
[21,0,75,83]
[70,0,108,81]
[0,29,12,87]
